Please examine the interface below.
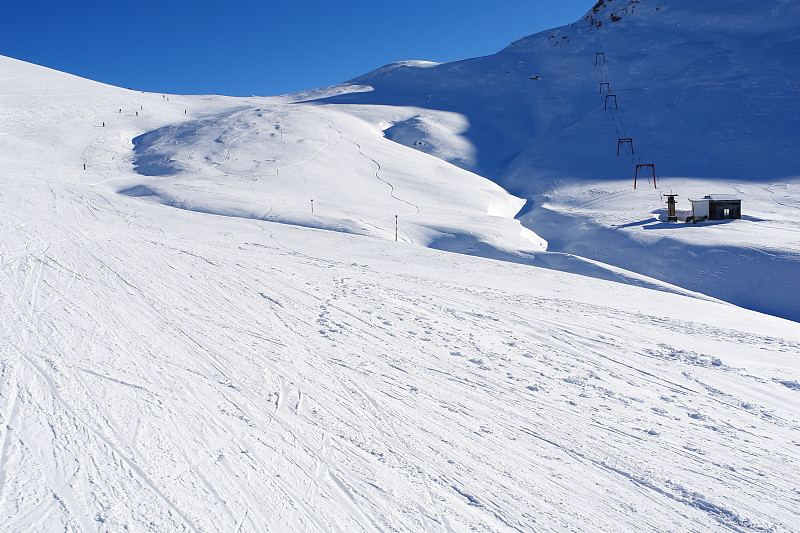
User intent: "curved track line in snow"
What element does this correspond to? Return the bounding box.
[332,126,420,218]
[328,123,420,243]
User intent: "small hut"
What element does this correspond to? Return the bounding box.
[688,195,741,222]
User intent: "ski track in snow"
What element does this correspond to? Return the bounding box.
[1,190,799,531]
[332,125,421,218]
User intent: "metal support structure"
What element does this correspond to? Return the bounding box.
[395,215,398,242]
[663,193,678,221]
[634,164,657,190]
[617,138,633,156]
[595,52,605,66]
[600,82,610,94]
[604,94,618,110]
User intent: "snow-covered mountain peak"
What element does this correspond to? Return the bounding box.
[581,0,662,23]
[354,59,442,79]
[578,0,800,30]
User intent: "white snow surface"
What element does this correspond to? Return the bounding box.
[1,1,800,531]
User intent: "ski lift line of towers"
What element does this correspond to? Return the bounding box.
[590,17,657,190]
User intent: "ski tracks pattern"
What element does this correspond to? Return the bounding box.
[1,183,799,532]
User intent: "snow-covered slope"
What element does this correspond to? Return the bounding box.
[293,0,800,321]
[125,102,545,256]
[3,189,800,532]
[1,1,800,531]
[310,0,799,184]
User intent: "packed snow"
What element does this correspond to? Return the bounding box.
[1,0,799,531]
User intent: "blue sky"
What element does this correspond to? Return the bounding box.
[2,0,592,96]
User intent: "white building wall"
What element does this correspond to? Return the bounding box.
[691,200,709,218]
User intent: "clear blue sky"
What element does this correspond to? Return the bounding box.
[2,0,592,96]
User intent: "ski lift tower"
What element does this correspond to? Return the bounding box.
[663,193,678,222]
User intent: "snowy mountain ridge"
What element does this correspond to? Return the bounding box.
[285,0,800,321]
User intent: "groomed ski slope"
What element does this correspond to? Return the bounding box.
[3,186,800,532]
[1,3,800,531]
